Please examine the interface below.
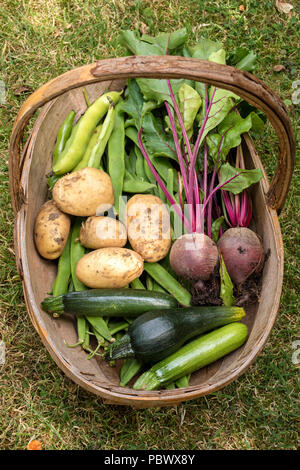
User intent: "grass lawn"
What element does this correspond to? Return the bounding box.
[0,0,299,450]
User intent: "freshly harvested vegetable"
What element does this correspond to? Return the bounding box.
[41,288,178,317]
[87,102,116,168]
[120,358,143,387]
[105,305,245,363]
[126,194,171,263]
[75,247,144,289]
[143,262,191,306]
[34,200,71,260]
[133,322,248,390]
[169,233,219,281]
[107,100,126,215]
[79,216,127,249]
[51,231,72,296]
[52,110,76,167]
[52,167,114,217]
[53,91,122,175]
[73,124,103,171]
[217,227,264,285]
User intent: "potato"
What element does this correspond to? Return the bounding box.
[126,194,171,263]
[76,247,144,288]
[34,200,71,260]
[80,216,127,249]
[52,167,114,217]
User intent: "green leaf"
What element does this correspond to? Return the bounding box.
[219,254,235,307]
[191,38,222,60]
[119,79,144,129]
[137,76,184,106]
[211,216,225,243]
[235,51,257,72]
[209,48,226,65]
[178,83,202,135]
[206,112,253,162]
[227,47,257,72]
[123,170,157,193]
[140,28,187,53]
[219,162,263,194]
[141,112,177,160]
[198,88,240,145]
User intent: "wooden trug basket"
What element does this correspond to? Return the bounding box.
[9,56,295,407]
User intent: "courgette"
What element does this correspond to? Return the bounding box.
[133,322,248,390]
[41,289,178,317]
[105,305,245,363]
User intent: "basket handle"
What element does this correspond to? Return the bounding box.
[9,55,295,215]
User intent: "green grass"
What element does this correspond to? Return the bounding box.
[0,0,299,450]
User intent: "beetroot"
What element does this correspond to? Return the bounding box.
[217,227,264,285]
[170,233,219,281]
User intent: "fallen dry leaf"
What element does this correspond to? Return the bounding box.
[12,85,33,96]
[275,1,294,15]
[27,439,42,450]
[273,64,286,72]
[53,28,61,38]
[139,22,149,35]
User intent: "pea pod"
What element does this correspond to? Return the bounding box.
[53,91,122,175]
[51,231,72,297]
[107,100,125,215]
[87,104,116,169]
[73,124,103,171]
[120,358,143,387]
[143,262,191,306]
[53,110,76,166]
[69,220,112,346]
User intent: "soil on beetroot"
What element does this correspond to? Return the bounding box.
[190,250,270,308]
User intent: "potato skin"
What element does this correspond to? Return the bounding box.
[126,194,171,263]
[34,200,71,260]
[76,247,144,288]
[52,167,114,217]
[80,216,127,249]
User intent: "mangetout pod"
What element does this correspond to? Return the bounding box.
[9,57,294,407]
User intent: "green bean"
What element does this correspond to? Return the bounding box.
[53,91,122,175]
[165,382,176,390]
[70,219,86,292]
[86,316,113,342]
[107,319,129,336]
[53,110,76,166]
[125,148,137,175]
[107,100,125,215]
[146,275,154,291]
[51,230,72,297]
[120,358,143,387]
[73,124,102,171]
[87,104,115,169]
[175,374,191,388]
[143,262,191,306]
[152,280,168,294]
[134,145,148,181]
[130,278,145,290]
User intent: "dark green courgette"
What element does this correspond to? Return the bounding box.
[105,305,245,363]
[41,289,178,317]
[133,322,248,390]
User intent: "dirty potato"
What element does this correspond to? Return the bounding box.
[126,194,171,263]
[80,216,127,249]
[34,200,71,260]
[52,167,114,217]
[76,247,144,288]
